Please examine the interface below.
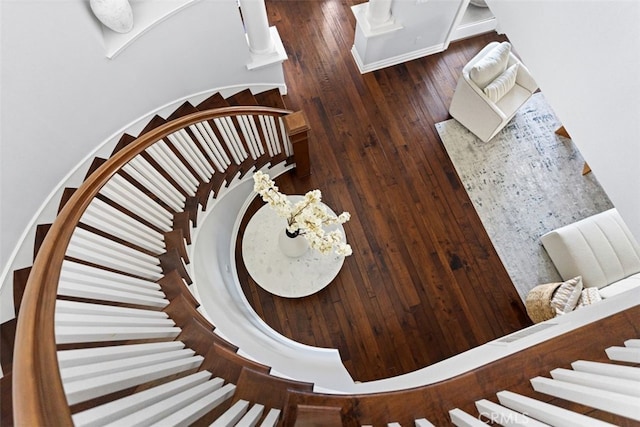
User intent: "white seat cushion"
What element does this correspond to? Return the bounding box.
[495,84,532,119]
[541,208,640,289]
[469,42,511,89]
[598,273,640,298]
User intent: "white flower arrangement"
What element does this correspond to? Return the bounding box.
[253,171,353,257]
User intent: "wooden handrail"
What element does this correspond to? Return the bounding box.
[12,106,300,426]
[281,305,640,426]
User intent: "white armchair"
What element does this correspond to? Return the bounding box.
[449,41,538,142]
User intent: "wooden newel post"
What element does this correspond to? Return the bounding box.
[283,110,311,178]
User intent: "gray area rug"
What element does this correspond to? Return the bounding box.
[436,93,613,301]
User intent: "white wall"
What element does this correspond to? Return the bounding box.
[352,0,464,72]
[0,0,285,300]
[488,0,640,240]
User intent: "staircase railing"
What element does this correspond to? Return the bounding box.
[12,102,639,426]
[12,106,307,426]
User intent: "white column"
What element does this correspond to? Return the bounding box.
[350,0,403,74]
[366,0,393,28]
[239,0,274,54]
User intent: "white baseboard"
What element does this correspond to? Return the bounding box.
[351,43,446,74]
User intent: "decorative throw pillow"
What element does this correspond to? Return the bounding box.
[483,63,519,103]
[550,276,583,315]
[577,287,603,307]
[469,42,512,89]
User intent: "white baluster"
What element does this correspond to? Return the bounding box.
[572,360,640,381]
[113,382,235,427]
[201,120,232,167]
[214,117,242,164]
[167,130,212,180]
[279,117,293,157]
[58,341,184,368]
[81,198,165,253]
[551,367,640,397]
[63,355,204,405]
[210,399,250,427]
[67,228,163,278]
[475,398,548,426]
[259,408,281,427]
[449,408,487,426]
[236,404,264,427]
[72,371,214,427]
[124,158,185,211]
[101,175,173,231]
[497,390,617,426]
[530,376,640,421]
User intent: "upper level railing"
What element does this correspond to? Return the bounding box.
[12,106,309,426]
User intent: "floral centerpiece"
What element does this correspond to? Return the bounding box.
[253,171,352,257]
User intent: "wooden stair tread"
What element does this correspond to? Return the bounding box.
[254,88,287,110]
[84,157,107,181]
[138,115,168,136]
[157,270,200,307]
[200,343,270,384]
[163,229,190,265]
[111,133,137,156]
[197,174,227,211]
[33,223,52,260]
[172,210,193,246]
[0,372,13,427]
[225,89,258,106]
[159,248,192,285]
[233,367,313,410]
[167,298,215,339]
[58,187,77,213]
[174,317,227,359]
[196,92,229,110]
[209,331,239,353]
[166,101,199,121]
[289,404,343,427]
[1,318,17,374]
[12,267,31,318]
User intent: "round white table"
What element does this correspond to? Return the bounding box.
[241,196,346,298]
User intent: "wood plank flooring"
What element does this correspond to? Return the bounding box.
[235,0,532,383]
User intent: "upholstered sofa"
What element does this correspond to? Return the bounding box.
[449,41,538,142]
[541,208,640,300]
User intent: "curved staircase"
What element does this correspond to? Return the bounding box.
[7,88,314,426]
[4,88,639,426]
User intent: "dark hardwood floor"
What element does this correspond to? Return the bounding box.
[235,0,532,383]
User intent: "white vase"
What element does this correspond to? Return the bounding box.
[278,229,308,258]
[90,0,134,34]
